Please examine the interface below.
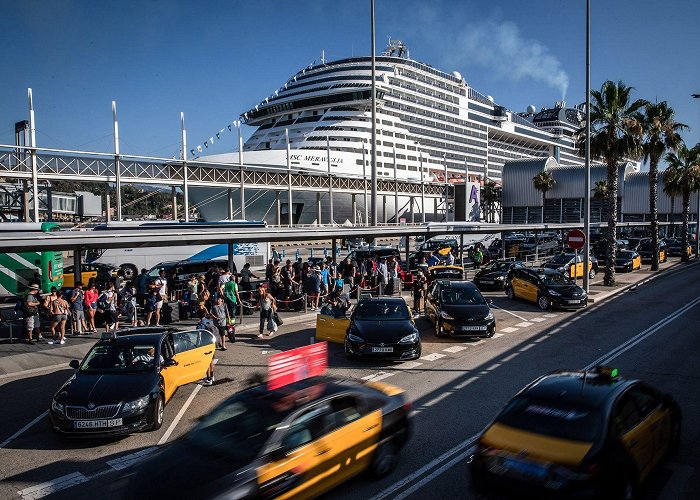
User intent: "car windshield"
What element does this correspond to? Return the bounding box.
[548,254,573,265]
[483,261,513,272]
[80,342,159,373]
[440,288,485,305]
[496,396,603,442]
[189,396,284,461]
[354,301,410,321]
[538,273,573,286]
[618,251,636,259]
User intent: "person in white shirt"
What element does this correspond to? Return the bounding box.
[151,270,167,326]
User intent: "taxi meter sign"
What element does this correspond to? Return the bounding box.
[268,342,328,390]
[566,229,586,250]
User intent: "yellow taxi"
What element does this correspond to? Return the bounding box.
[505,267,587,310]
[471,366,681,498]
[543,252,598,279]
[123,376,412,499]
[62,263,118,288]
[614,250,642,272]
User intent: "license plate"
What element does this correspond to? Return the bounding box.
[480,280,494,285]
[503,457,548,480]
[567,300,580,304]
[459,325,487,331]
[74,418,123,429]
[371,347,394,353]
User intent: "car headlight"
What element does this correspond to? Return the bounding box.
[557,267,566,273]
[440,311,454,320]
[399,332,419,344]
[122,395,150,414]
[347,333,364,343]
[484,311,494,320]
[495,275,505,280]
[51,399,64,415]
[548,289,561,296]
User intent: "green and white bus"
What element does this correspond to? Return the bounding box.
[0,222,64,297]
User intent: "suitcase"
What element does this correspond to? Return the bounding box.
[161,302,174,324]
[292,293,304,312]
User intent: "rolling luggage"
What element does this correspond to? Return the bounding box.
[178,301,189,321]
[161,302,173,324]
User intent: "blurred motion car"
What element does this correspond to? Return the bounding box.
[505,267,587,310]
[614,250,642,272]
[473,259,524,290]
[49,327,216,437]
[425,280,495,338]
[121,376,412,499]
[471,366,681,498]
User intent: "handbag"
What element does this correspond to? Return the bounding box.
[272,311,283,326]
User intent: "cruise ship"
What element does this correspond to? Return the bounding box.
[191,40,586,224]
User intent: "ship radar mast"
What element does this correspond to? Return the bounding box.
[383,38,409,59]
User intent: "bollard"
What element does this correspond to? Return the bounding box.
[282,249,286,258]
[379,282,385,296]
[238,299,243,325]
[303,293,308,313]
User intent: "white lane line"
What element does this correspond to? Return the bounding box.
[397,361,423,370]
[530,317,547,323]
[106,446,158,470]
[492,333,504,338]
[515,321,534,327]
[157,359,219,446]
[499,327,519,333]
[490,304,527,321]
[543,313,558,318]
[371,294,700,500]
[0,410,48,450]
[442,345,468,354]
[465,339,485,345]
[18,472,88,500]
[420,353,447,361]
[362,372,395,382]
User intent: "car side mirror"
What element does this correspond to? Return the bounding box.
[486,298,493,305]
[162,359,178,368]
[69,360,80,370]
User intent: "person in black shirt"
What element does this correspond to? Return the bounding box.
[412,271,427,314]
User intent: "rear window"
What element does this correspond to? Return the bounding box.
[496,396,603,442]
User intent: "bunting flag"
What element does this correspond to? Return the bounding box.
[197,145,202,152]
[190,149,195,156]
[189,119,246,159]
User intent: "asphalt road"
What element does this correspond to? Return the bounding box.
[0,260,698,499]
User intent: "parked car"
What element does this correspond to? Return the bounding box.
[425,280,495,338]
[505,267,587,310]
[473,259,524,290]
[592,239,629,261]
[638,239,668,264]
[518,236,560,258]
[665,238,693,257]
[614,250,642,272]
[543,252,598,279]
[63,263,118,288]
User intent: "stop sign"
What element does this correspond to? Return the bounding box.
[566,229,586,250]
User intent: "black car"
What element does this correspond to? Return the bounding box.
[121,376,411,499]
[49,327,216,437]
[614,250,642,272]
[425,280,496,338]
[506,267,587,310]
[637,239,668,263]
[592,239,629,261]
[665,238,693,257]
[488,237,526,260]
[518,236,560,258]
[473,259,524,290]
[344,297,421,361]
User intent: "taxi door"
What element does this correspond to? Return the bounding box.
[613,392,655,481]
[633,254,641,270]
[158,338,179,401]
[510,271,525,299]
[572,256,583,278]
[171,331,215,387]
[522,273,539,303]
[257,404,331,499]
[315,314,350,344]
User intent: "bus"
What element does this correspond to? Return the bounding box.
[85,220,269,279]
[0,222,64,297]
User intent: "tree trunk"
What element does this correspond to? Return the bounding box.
[649,157,660,271]
[604,159,618,286]
[542,192,546,223]
[682,190,690,262]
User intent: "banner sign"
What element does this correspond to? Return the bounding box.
[268,342,328,390]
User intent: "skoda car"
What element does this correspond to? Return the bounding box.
[425,280,496,338]
[638,239,668,264]
[544,252,598,279]
[49,327,216,437]
[473,259,524,290]
[121,376,411,499]
[471,367,681,498]
[614,250,642,272]
[505,267,587,310]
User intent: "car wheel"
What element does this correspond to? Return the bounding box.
[537,295,550,310]
[505,286,515,300]
[435,319,444,338]
[413,342,422,360]
[589,268,596,279]
[486,328,495,338]
[370,440,398,478]
[150,394,164,431]
[121,264,137,281]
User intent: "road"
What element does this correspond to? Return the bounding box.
[0,261,698,499]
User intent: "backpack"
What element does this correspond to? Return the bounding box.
[96,293,109,313]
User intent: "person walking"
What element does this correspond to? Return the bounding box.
[211,295,231,350]
[84,282,99,332]
[123,282,138,327]
[136,268,149,308]
[151,270,167,326]
[308,267,321,310]
[377,257,389,295]
[473,246,484,270]
[223,274,240,318]
[195,309,217,386]
[187,275,199,316]
[257,286,278,338]
[23,284,42,344]
[239,263,257,294]
[70,281,87,335]
[412,271,427,315]
[47,287,69,344]
[145,288,159,326]
[103,282,119,333]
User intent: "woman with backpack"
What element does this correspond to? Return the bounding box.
[46,287,70,345]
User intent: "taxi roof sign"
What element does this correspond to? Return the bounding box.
[594,365,619,379]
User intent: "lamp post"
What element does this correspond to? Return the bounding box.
[370,0,378,226]
[236,120,245,220]
[693,94,700,258]
[583,0,592,293]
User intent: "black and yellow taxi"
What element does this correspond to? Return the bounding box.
[62,262,119,288]
[637,239,668,264]
[543,252,598,279]
[427,265,464,286]
[425,280,496,338]
[470,367,681,498]
[614,250,642,272]
[50,327,216,437]
[122,376,412,499]
[505,267,587,310]
[473,259,525,290]
[664,238,693,257]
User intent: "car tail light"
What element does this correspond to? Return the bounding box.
[402,400,412,412]
[475,441,498,457]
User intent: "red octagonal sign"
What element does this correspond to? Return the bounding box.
[566,229,586,250]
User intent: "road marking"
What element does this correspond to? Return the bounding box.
[530,317,547,322]
[0,410,48,450]
[515,321,534,327]
[490,304,527,321]
[397,361,423,370]
[492,333,504,338]
[371,294,700,500]
[420,353,447,361]
[499,327,519,333]
[442,345,467,353]
[18,472,88,500]
[543,313,558,318]
[106,447,158,470]
[361,372,395,382]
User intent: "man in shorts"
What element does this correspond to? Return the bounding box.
[151,270,167,326]
[70,281,87,334]
[23,284,42,344]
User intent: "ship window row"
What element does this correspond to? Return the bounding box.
[394,117,488,149]
[270,78,375,103]
[387,90,459,115]
[387,77,460,105]
[384,101,487,136]
[288,64,394,85]
[245,89,380,121]
[396,67,466,95]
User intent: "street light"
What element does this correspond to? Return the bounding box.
[693,94,699,258]
[582,0,592,293]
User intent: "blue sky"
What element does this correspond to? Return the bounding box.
[1,0,699,165]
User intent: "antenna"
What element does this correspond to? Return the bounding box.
[321,49,325,64]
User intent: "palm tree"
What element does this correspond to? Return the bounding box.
[532,171,556,223]
[663,143,700,262]
[592,180,608,222]
[578,80,647,285]
[637,102,687,270]
[481,181,500,223]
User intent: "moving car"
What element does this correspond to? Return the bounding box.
[122,376,412,499]
[473,259,524,290]
[638,239,668,264]
[62,263,118,288]
[49,327,216,437]
[470,366,681,498]
[614,250,642,272]
[425,280,496,338]
[505,267,587,310]
[544,252,598,279]
[316,297,421,361]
